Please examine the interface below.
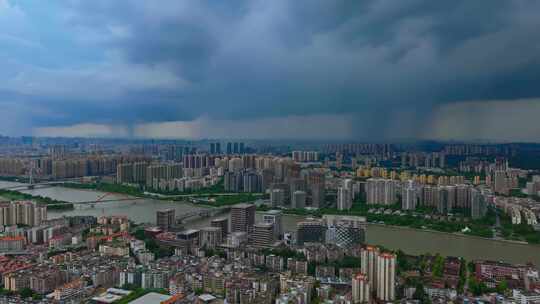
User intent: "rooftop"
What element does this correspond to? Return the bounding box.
[232,203,254,209]
[178,229,200,236]
[263,209,283,215]
[199,294,217,302]
[0,236,25,241]
[128,292,171,304]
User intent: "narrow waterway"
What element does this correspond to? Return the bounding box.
[1,181,538,266]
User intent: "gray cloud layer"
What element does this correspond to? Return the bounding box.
[2,0,540,140]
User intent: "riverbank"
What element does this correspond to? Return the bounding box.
[61,182,265,207]
[367,222,532,246]
[0,188,74,210]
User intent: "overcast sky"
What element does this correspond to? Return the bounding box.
[2,0,540,141]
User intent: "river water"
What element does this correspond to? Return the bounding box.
[1,181,538,266]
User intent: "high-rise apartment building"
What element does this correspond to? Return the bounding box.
[230,203,256,233]
[51,159,88,179]
[116,163,133,184]
[224,171,243,192]
[133,162,148,184]
[337,187,352,210]
[361,246,380,290]
[366,178,396,205]
[437,186,456,214]
[471,189,487,219]
[166,163,183,180]
[239,142,245,154]
[270,189,285,207]
[243,171,261,193]
[289,178,306,199]
[292,190,307,209]
[292,151,319,162]
[156,209,175,229]
[307,171,325,208]
[262,210,283,239]
[49,145,67,160]
[296,219,325,245]
[210,217,229,239]
[352,273,370,303]
[0,201,47,227]
[199,227,222,249]
[401,180,417,210]
[228,158,244,172]
[251,222,274,248]
[146,165,168,187]
[494,170,509,195]
[376,253,396,302]
[455,184,471,209]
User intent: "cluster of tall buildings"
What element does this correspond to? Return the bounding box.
[38,155,149,180]
[224,170,264,193]
[322,143,392,156]
[221,156,326,207]
[154,204,284,251]
[268,169,326,208]
[0,201,47,227]
[116,162,183,186]
[129,144,192,160]
[355,246,397,302]
[352,273,370,303]
[291,151,319,162]
[357,166,470,187]
[458,157,509,175]
[209,142,222,155]
[181,154,216,169]
[401,152,446,168]
[0,158,25,176]
[0,155,149,180]
[492,170,520,195]
[117,157,228,193]
[114,153,329,202]
[416,183,488,218]
[225,142,246,155]
[209,142,249,155]
[364,178,488,218]
[48,145,67,160]
[366,178,398,206]
[443,144,515,156]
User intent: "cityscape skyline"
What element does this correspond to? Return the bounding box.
[0,138,537,302]
[1,1,540,141]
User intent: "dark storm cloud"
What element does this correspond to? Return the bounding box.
[3,0,540,139]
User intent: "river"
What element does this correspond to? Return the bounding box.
[1,181,538,266]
